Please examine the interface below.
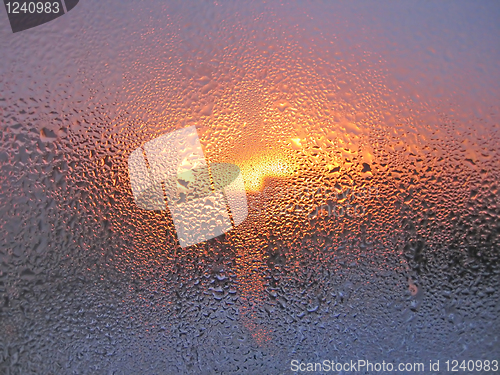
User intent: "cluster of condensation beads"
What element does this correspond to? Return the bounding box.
[0,0,499,373]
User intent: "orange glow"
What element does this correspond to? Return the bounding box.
[239,153,296,192]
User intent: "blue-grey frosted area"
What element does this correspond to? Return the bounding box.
[0,1,499,374]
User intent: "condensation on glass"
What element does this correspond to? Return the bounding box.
[0,1,499,373]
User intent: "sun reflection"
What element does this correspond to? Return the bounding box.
[239,153,296,192]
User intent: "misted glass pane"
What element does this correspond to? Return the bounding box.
[1,1,499,374]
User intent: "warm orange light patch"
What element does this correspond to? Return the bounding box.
[239,153,296,192]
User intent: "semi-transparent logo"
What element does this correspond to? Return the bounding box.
[128,126,248,247]
[3,0,79,33]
